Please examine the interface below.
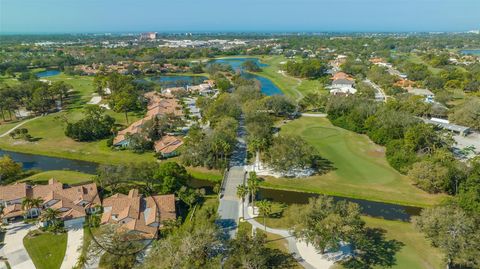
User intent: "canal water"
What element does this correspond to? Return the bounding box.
[211,58,283,96]
[1,149,421,221]
[184,178,421,222]
[0,150,98,174]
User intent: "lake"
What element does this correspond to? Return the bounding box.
[2,149,421,221]
[211,58,283,96]
[460,49,480,55]
[36,70,61,78]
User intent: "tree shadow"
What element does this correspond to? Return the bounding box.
[312,155,336,175]
[342,227,404,269]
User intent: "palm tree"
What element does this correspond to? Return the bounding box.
[236,185,249,220]
[22,197,44,219]
[247,172,260,208]
[41,208,61,226]
[29,197,44,218]
[257,200,272,231]
[21,198,33,219]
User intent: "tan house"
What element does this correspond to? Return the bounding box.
[154,135,183,158]
[101,189,176,239]
[113,92,183,147]
[0,179,101,227]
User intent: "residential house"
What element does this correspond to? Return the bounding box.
[154,135,183,158]
[0,179,100,228]
[113,92,183,147]
[406,87,435,103]
[329,78,357,95]
[101,189,176,239]
[331,72,354,81]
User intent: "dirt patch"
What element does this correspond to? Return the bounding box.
[367,148,385,158]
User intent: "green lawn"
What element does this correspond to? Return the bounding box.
[23,231,67,269]
[21,170,94,185]
[361,216,444,269]
[262,117,445,207]
[404,54,443,75]
[258,204,444,269]
[255,56,326,99]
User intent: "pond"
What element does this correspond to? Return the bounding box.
[211,58,283,96]
[2,149,421,221]
[0,150,98,174]
[36,70,61,78]
[148,75,208,88]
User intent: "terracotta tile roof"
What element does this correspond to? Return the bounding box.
[3,204,24,218]
[370,57,386,64]
[0,183,29,202]
[113,93,183,146]
[1,179,100,221]
[154,135,183,154]
[331,72,354,81]
[101,190,176,238]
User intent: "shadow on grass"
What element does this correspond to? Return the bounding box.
[342,227,404,269]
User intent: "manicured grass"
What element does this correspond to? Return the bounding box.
[258,203,444,269]
[255,56,304,99]
[0,109,150,165]
[361,216,444,269]
[262,117,445,207]
[404,54,443,75]
[23,231,68,269]
[21,170,94,185]
[255,56,326,99]
[47,73,96,108]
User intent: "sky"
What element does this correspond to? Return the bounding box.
[1,0,479,34]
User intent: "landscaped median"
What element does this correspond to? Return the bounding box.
[23,230,67,269]
[261,116,446,207]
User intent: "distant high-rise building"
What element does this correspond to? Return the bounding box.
[140,32,157,41]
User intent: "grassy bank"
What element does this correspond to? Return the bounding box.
[256,56,326,99]
[262,117,445,207]
[21,170,94,185]
[24,231,67,269]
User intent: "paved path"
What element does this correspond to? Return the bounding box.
[301,113,327,118]
[217,116,247,238]
[243,200,350,269]
[364,79,387,102]
[60,225,83,269]
[0,116,41,138]
[0,222,36,269]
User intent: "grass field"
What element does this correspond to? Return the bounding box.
[23,232,67,269]
[21,170,94,185]
[360,216,444,269]
[262,117,445,207]
[258,203,444,269]
[404,54,443,75]
[254,56,326,99]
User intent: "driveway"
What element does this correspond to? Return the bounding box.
[0,222,35,269]
[60,224,83,269]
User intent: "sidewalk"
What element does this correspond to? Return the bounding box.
[243,199,350,269]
